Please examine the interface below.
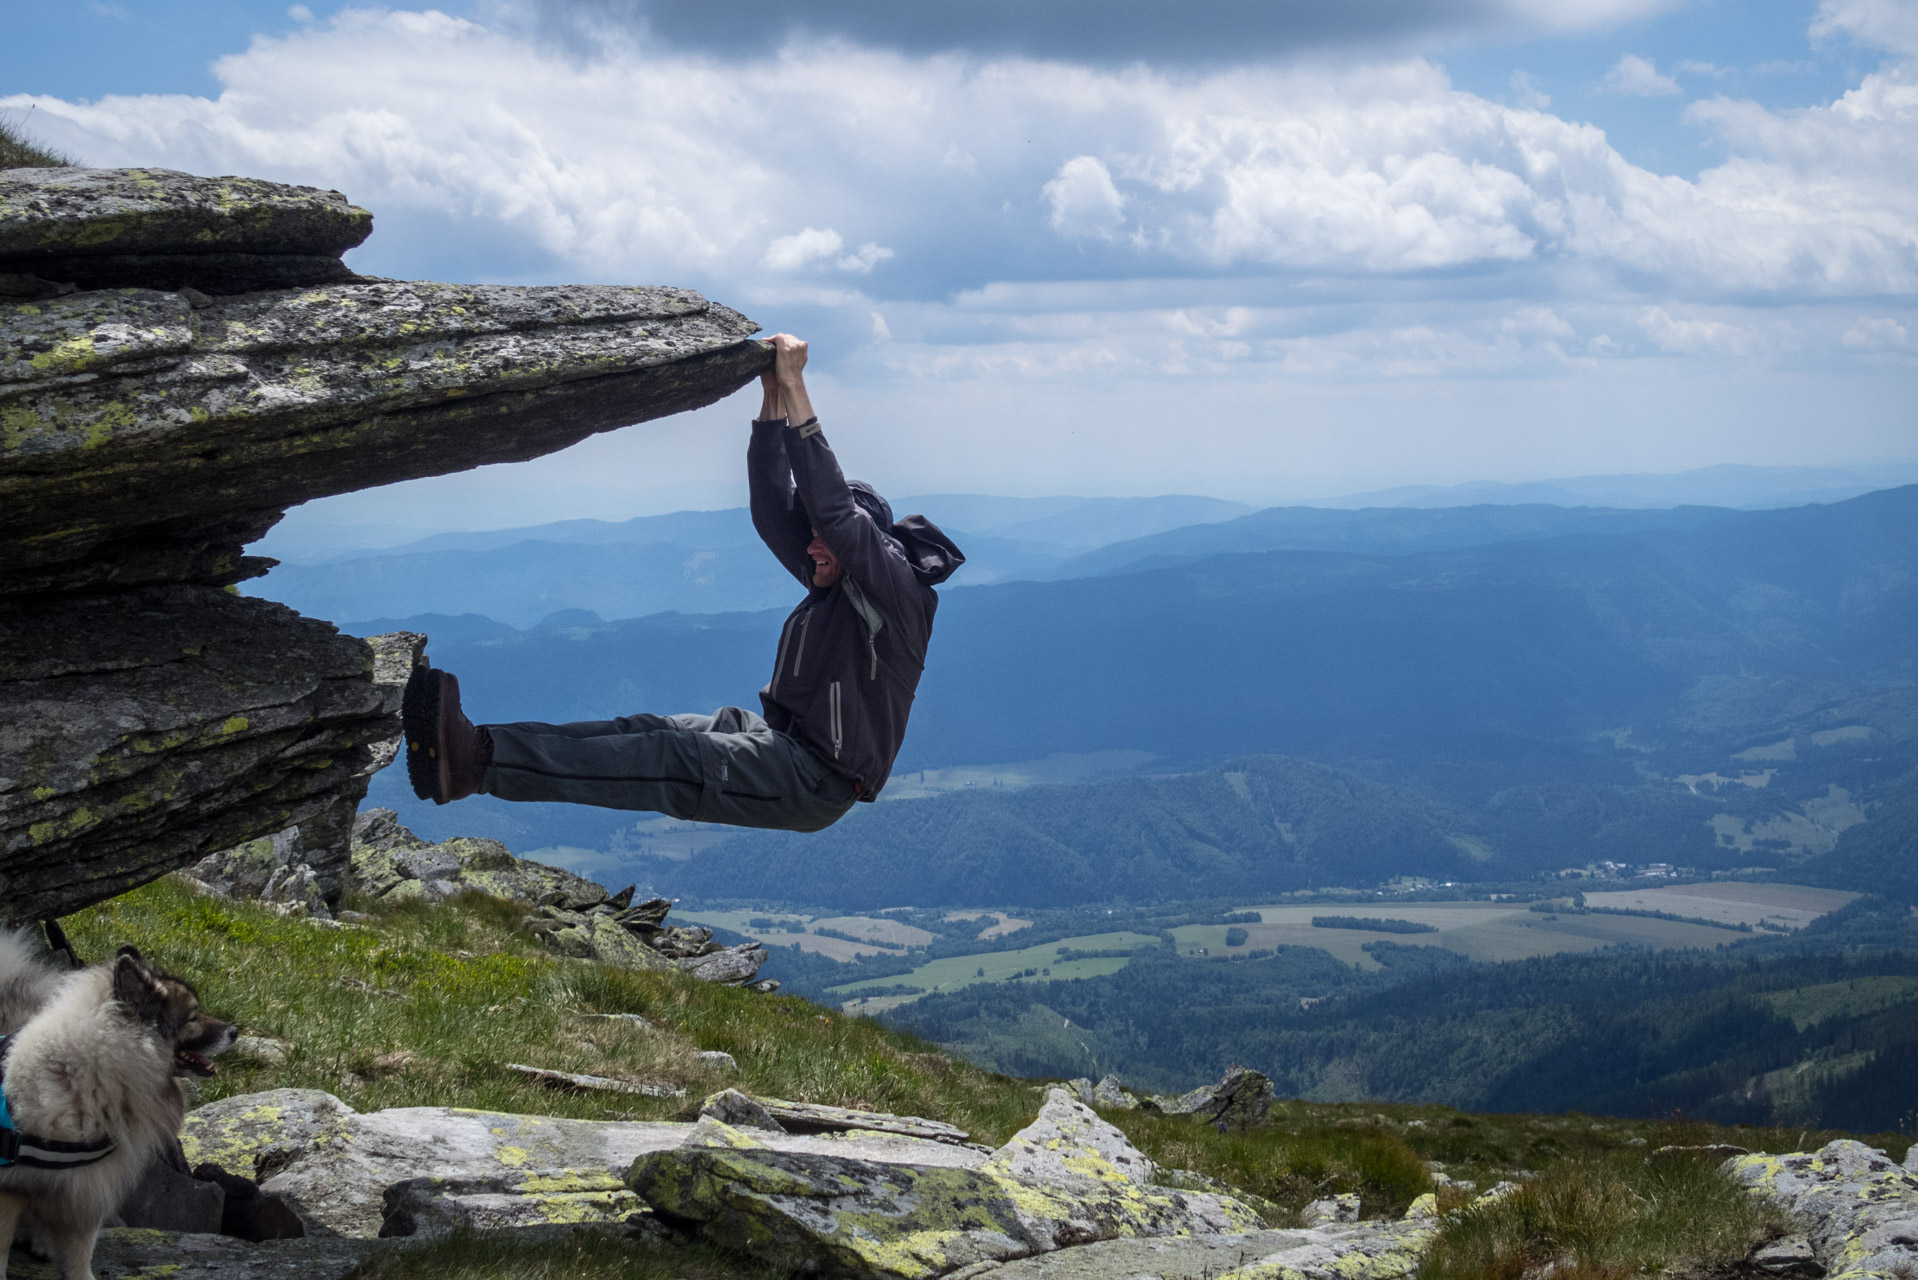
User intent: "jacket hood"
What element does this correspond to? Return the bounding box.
[892,514,964,586]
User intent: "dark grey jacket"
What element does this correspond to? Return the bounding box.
[748,417,963,799]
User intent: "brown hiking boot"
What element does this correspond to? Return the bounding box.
[402,666,488,804]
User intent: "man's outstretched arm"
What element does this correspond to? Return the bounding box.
[767,336,919,613]
[748,342,814,583]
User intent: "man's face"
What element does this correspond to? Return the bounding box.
[807,528,843,587]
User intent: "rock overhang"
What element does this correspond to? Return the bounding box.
[1,277,767,593]
[0,165,772,923]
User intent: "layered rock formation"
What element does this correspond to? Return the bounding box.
[0,166,768,924]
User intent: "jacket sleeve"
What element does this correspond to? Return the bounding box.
[786,423,924,622]
[748,417,814,585]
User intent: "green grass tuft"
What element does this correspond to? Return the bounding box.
[1110,1108,1435,1218]
[1418,1151,1790,1280]
[0,112,73,169]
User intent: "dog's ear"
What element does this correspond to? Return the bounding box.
[114,949,163,1012]
[117,944,144,963]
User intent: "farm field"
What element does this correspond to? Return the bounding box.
[945,911,1033,939]
[831,931,1162,1014]
[1579,882,1857,929]
[695,882,1861,1001]
[1167,886,1854,970]
[672,909,924,960]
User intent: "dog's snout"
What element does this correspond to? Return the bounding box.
[219,1024,240,1048]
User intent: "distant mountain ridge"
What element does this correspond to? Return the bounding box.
[351,486,1918,902]
[251,493,1253,627]
[252,485,1916,632]
[1323,462,1918,511]
[1046,502,1746,579]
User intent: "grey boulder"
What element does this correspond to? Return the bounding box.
[181,1088,994,1242]
[630,1088,1267,1279]
[1145,1067,1273,1130]
[1725,1141,1918,1280]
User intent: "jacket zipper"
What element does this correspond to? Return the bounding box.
[790,611,812,679]
[830,681,842,759]
[771,613,797,696]
[868,634,878,680]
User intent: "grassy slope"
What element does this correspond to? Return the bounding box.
[58,879,1897,1279]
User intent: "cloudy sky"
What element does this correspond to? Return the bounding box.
[7,0,1917,529]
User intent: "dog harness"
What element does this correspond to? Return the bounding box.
[0,1035,118,1170]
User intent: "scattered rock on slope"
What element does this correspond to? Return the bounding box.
[342,808,771,986]
[1144,1066,1273,1130]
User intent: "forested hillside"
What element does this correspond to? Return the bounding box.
[639,753,1727,907]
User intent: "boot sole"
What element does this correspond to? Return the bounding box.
[401,664,442,803]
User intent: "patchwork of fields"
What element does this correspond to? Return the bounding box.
[1174,884,1858,970]
[832,931,1162,1014]
[684,881,1860,1007]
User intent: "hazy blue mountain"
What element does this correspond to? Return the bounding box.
[259,538,793,629]
[332,509,757,560]
[1324,463,1918,511]
[256,496,1758,630]
[1047,502,1745,579]
[901,494,1252,548]
[254,495,1258,626]
[253,509,1082,627]
[353,487,1917,896]
[906,486,1917,768]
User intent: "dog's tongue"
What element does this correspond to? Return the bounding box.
[176,1050,214,1076]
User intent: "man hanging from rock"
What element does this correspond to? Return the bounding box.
[401,333,964,832]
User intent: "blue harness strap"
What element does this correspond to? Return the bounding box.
[0,1034,117,1170]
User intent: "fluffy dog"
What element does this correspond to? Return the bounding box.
[0,937,237,1280]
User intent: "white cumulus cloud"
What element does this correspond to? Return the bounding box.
[1600,53,1682,96]
[1638,305,1752,355]
[1813,0,1918,56]
[1842,316,1910,348]
[1043,155,1128,238]
[763,227,847,271]
[4,3,1916,403]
